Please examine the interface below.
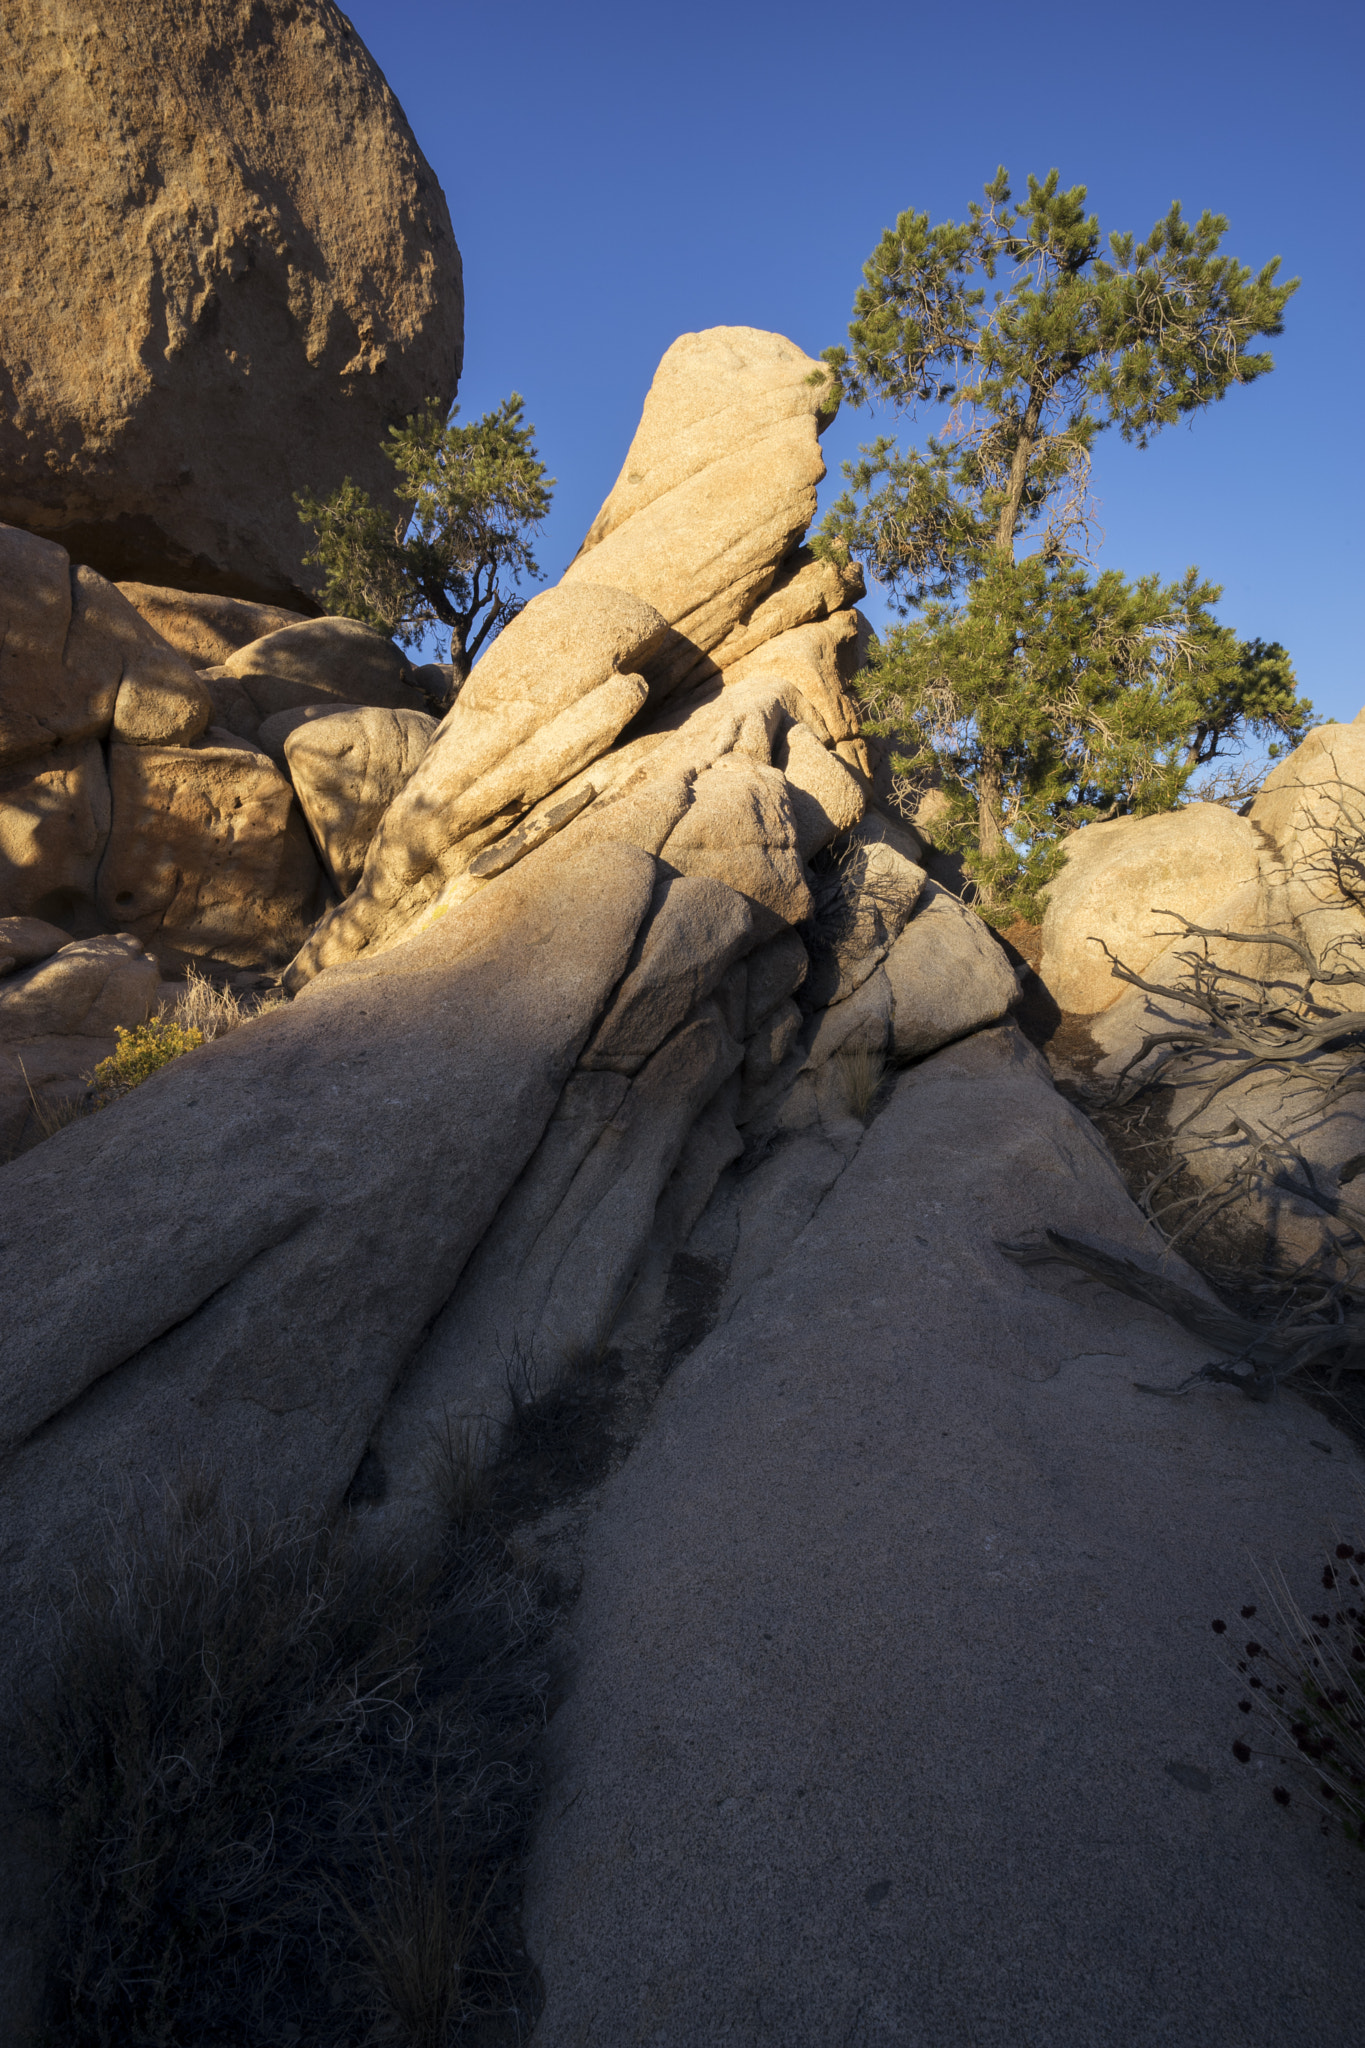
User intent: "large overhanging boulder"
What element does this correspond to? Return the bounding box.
[0,0,462,607]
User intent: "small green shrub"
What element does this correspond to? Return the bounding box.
[90,1017,204,1105]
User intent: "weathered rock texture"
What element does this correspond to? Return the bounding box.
[525,1028,1365,2047]
[1040,803,1263,1015]
[0,527,211,769]
[563,327,835,689]
[0,843,656,1639]
[285,705,436,893]
[116,585,308,668]
[8,322,1350,2042]
[96,736,328,967]
[0,0,462,606]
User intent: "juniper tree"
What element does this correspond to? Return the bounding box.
[816,168,1302,908]
[297,395,553,682]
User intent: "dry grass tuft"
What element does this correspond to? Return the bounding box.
[15,1056,96,1143]
[3,1470,551,2046]
[836,1045,887,1121]
[165,964,285,1042]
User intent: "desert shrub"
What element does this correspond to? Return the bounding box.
[4,1475,551,2047]
[1215,1539,1365,1844]
[90,1017,204,1106]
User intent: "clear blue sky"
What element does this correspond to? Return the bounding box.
[346,0,1362,721]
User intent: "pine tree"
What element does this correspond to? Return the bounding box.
[297,396,553,682]
[815,168,1304,911]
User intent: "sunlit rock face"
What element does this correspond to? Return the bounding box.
[0,0,463,607]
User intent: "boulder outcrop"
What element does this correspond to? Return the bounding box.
[0,0,462,606]
[116,586,308,669]
[1039,803,1264,1015]
[0,741,111,928]
[0,528,211,769]
[1030,727,1365,1278]
[562,328,835,686]
[284,706,436,894]
[0,934,159,1042]
[3,309,1360,2046]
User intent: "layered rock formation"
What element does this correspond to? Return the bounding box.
[0,323,1022,1555]
[0,0,462,605]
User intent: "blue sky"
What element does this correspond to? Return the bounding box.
[345,0,1362,721]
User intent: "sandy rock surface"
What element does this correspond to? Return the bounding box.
[284,705,437,894]
[96,736,327,967]
[117,585,308,668]
[0,0,462,605]
[526,1026,1365,2046]
[1040,804,1265,1015]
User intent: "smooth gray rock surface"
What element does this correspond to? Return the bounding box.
[526,1026,1365,2047]
[883,878,1019,1059]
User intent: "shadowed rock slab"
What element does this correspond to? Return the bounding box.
[0,841,657,1658]
[0,0,462,605]
[883,881,1019,1059]
[525,1026,1365,2046]
[0,918,71,972]
[0,934,158,1041]
[0,741,111,927]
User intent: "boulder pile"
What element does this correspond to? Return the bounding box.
[0,322,1024,1601]
[1039,728,1365,1275]
[2,316,1360,2045]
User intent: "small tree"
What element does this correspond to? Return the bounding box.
[816,168,1303,907]
[297,395,553,682]
[857,563,1313,919]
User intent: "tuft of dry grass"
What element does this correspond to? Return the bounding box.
[165,964,285,1042]
[836,1045,887,1121]
[3,1470,551,2046]
[15,1056,95,1143]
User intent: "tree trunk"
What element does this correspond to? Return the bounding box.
[976,746,1005,863]
[994,386,1045,560]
